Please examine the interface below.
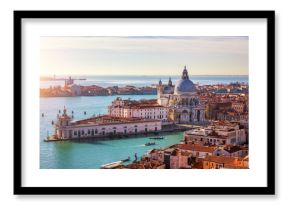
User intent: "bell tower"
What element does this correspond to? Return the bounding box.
[55,107,72,139]
[157,79,164,98]
[168,77,172,86]
[59,107,71,126]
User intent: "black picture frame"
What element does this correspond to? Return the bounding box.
[14,10,275,195]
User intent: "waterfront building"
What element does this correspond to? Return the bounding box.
[64,76,74,88]
[184,121,247,145]
[156,66,206,124]
[81,85,109,96]
[124,160,165,169]
[169,149,193,169]
[108,67,207,125]
[108,98,168,122]
[52,108,161,140]
[158,148,193,169]
[66,84,81,96]
[144,149,165,162]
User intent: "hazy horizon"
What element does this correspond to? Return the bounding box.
[40,36,248,76]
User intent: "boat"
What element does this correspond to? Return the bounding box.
[121,156,130,162]
[100,161,123,169]
[149,136,164,140]
[145,142,156,146]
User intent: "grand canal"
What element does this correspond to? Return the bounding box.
[40,95,183,169]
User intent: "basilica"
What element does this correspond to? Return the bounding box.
[157,66,206,124]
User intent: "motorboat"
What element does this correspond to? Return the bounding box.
[145,142,156,146]
[121,156,130,162]
[149,136,164,140]
[100,161,123,169]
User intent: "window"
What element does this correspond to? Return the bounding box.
[231,138,236,144]
[135,128,138,133]
[74,131,77,136]
[95,129,98,134]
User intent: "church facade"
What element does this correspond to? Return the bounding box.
[157,66,206,124]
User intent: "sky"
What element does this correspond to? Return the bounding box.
[40,36,248,76]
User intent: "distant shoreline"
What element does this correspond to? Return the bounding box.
[40,74,249,79]
[39,93,157,98]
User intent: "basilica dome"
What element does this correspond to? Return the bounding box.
[174,66,196,94]
[174,79,195,94]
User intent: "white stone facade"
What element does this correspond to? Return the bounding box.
[54,109,162,140]
[108,98,168,121]
[156,67,206,124]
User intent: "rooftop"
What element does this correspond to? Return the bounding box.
[203,155,245,165]
[223,145,242,153]
[173,144,217,153]
[112,99,164,109]
[72,115,160,127]
[124,160,164,169]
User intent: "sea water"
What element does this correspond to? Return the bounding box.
[40,75,248,88]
